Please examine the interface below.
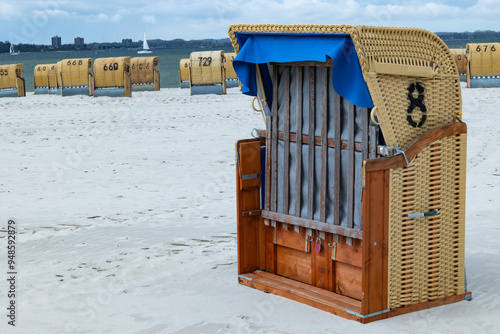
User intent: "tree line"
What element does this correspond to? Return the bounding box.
[0,38,233,53]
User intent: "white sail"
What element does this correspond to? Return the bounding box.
[10,44,19,55]
[138,32,152,54]
[143,34,150,50]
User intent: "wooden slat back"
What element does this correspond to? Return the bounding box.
[265,62,379,239]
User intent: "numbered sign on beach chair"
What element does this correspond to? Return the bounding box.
[450,49,467,82]
[130,56,160,91]
[223,52,239,88]
[179,58,190,89]
[57,58,93,96]
[93,57,132,97]
[0,64,25,97]
[34,64,58,94]
[231,24,469,323]
[466,42,500,88]
[189,51,226,95]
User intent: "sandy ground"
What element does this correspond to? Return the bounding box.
[0,84,499,333]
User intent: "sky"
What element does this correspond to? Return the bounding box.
[0,0,498,45]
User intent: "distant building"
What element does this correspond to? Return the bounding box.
[122,38,132,47]
[52,35,61,48]
[74,37,84,47]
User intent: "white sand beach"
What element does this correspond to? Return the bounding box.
[0,84,499,333]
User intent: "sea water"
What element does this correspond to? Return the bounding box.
[0,47,234,92]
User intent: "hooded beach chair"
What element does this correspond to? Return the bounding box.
[232,24,470,323]
[0,64,25,97]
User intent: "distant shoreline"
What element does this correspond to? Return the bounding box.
[0,38,233,54]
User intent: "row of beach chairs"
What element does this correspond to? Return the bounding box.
[0,56,160,97]
[451,42,500,88]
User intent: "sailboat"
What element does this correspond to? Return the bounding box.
[138,32,152,54]
[10,44,19,56]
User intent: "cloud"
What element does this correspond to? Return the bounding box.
[87,12,122,23]
[0,2,20,19]
[3,0,500,44]
[142,14,156,24]
[110,13,122,22]
[32,9,71,18]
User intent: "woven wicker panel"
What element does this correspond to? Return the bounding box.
[364,74,460,149]
[189,51,224,85]
[0,64,23,89]
[388,133,466,309]
[34,64,57,88]
[224,52,238,80]
[94,57,131,88]
[355,26,461,150]
[58,58,92,87]
[130,57,158,84]
[179,58,190,82]
[450,49,467,74]
[466,43,500,77]
[228,24,461,151]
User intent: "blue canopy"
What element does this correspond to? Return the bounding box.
[233,33,374,109]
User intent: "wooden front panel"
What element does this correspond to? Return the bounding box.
[336,237,362,267]
[276,224,308,252]
[272,222,363,300]
[335,262,362,300]
[277,245,312,285]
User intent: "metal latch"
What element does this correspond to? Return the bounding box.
[328,242,337,261]
[393,143,410,167]
[305,229,313,253]
[408,209,439,218]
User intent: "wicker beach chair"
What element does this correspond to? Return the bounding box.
[189,50,226,95]
[93,57,132,97]
[0,64,25,97]
[231,24,469,323]
[466,42,500,88]
[33,64,58,95]
[130,56,160,91]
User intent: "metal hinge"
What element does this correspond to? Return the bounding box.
[362,162,366,188]
[345,308,390,319]
[238,275,253,282]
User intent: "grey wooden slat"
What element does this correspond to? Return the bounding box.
[265,111,272,212]
[369,123,377,159]
[264,66,272,223]
[271,65,279,214]
[346,103,355,246]
[283,66,291,216]
[334,95,341,227]
[320,67,328,223]
[307,66,315,220]
[294,66,303,233]
[362,107,369,162]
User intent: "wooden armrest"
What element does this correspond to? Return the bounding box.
[364,122,467,172]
